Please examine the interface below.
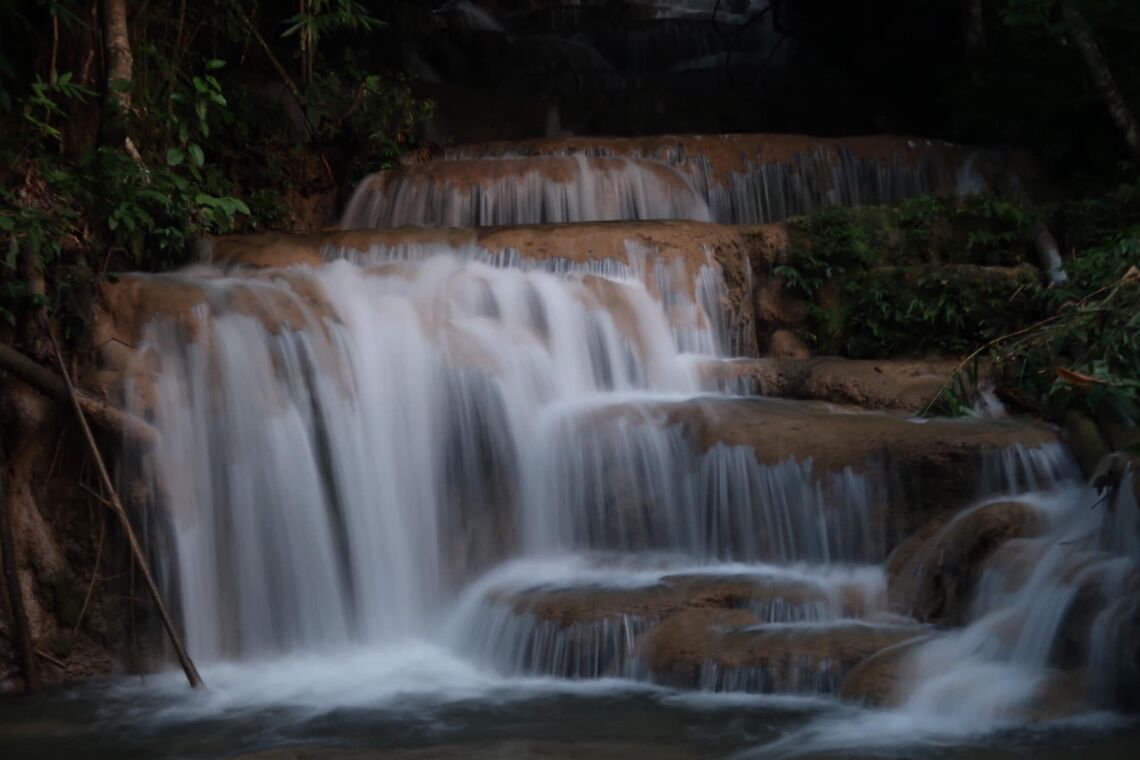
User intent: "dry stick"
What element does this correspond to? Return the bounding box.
[48,331,204,689]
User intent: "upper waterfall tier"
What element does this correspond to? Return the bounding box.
[344,134,1035,228]
[342,155,713,228]
[104,221,757,359]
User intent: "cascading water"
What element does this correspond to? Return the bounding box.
[130,226,1139,721]
[83,134,1134,760]
[436,135,993,224]
[341,155,712,228]
[134,246,736,660]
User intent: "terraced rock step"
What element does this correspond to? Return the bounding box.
[562,397,1069,551]
[346,134,1040,228]
[205,221,751,274]
[458,556,942,697]
[344,155,713,228]
[429,133,1039,224]
[703,357,961,411]
[100,221,756,362]
[462,562,895,687]
[641,616,925,693]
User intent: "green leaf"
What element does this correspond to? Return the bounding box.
[188,144,205,167]
[166,147,185,166]
[206,59,226,70]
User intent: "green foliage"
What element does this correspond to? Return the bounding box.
[300,60,434,177]
[21,71,93,142]
[775,207,885,298]
[994,227,1140,415]
[0,0,432,342]
[922,184,1140,419]
[841,265,1040,358]
[283,0,385,85]
[773,198,1045,356]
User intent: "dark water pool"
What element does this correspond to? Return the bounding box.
[1,666,1135,760]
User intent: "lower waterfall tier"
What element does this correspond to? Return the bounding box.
[90,242,1138,732]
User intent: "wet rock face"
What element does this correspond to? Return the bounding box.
[473,569,900,689]
[720,357,959,412]
[888,500,1046,626]
[638,612,924,692]
[838,636,932,706]
[641,397,1059,543]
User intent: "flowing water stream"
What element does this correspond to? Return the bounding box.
[2,143,1136,759]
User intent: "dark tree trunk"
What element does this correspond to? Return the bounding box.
[964,0,987,60]
[0,438,39,693]
[103,0,133,113]
[1062,2,1140,163]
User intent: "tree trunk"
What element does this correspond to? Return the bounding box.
[1061,2,1140,164]
[965,0,986,60]
[0,439,39,693]
[103,0,133,112]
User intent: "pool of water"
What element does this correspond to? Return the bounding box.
[1,645,1135,759]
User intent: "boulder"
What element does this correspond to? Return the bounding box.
[1063,410,1111,479]
[889,500,1046,625]
[638,612,923,692]
[838,636,932,706]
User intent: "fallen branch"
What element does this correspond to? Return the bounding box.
[48,331,204,689]
[0,342,157,447]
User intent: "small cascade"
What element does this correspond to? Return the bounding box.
[437,135,995,224]
[883,471,1140,719]
[978,442,1082,497]
[450,557,893,688]
[341,155,712,228]
[526,418,885,563]
[133,253,732,660]
[436,0,505,33]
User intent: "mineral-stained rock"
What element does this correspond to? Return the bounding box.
[889,500,1046,625]
[637,611,923,692]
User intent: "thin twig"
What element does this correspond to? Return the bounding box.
[918,283,1117,416]
[918,315,1063,417]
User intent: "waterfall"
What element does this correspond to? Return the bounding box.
[134,249,732,660]
[130,237,1138,719]
[111,132,1136,752]
[341,155,712,228]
